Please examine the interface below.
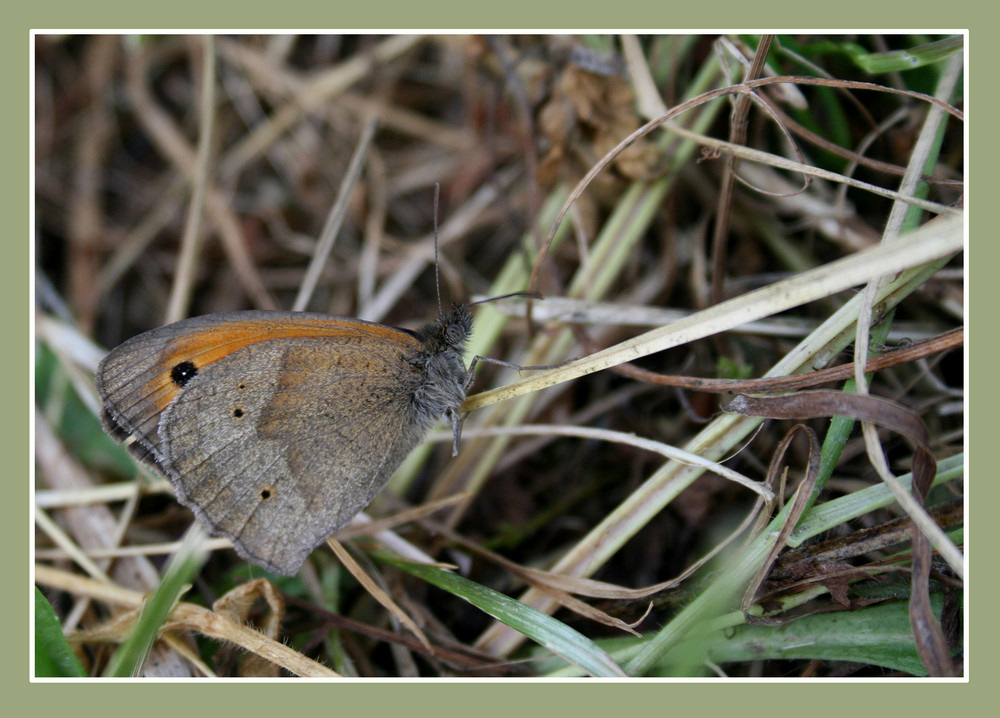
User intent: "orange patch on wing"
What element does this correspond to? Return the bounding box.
[138,317,420,415]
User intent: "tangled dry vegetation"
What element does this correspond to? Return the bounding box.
[34,34,964,678]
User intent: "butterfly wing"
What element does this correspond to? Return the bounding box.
[97,312,435,575]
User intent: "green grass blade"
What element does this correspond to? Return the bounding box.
[846,35,964,74]
[789,453,964,547]
[377,553,627,677]
[103,525,208,677]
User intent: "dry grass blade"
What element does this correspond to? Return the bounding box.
[165,36,217,323]
[466,215,962,413]
[35,565,338,677]
[738,425,821,621]
[325,537,432,651]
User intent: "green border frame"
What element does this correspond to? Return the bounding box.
[16,6,981,715]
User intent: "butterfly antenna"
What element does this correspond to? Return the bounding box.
[469,290,543,308]
[433,182,443,317]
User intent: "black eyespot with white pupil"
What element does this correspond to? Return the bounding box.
[171,361,198,387]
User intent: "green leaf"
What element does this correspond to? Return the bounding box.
[35,587,87,677]
[701,592,961,676]
[377,553,626,677]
